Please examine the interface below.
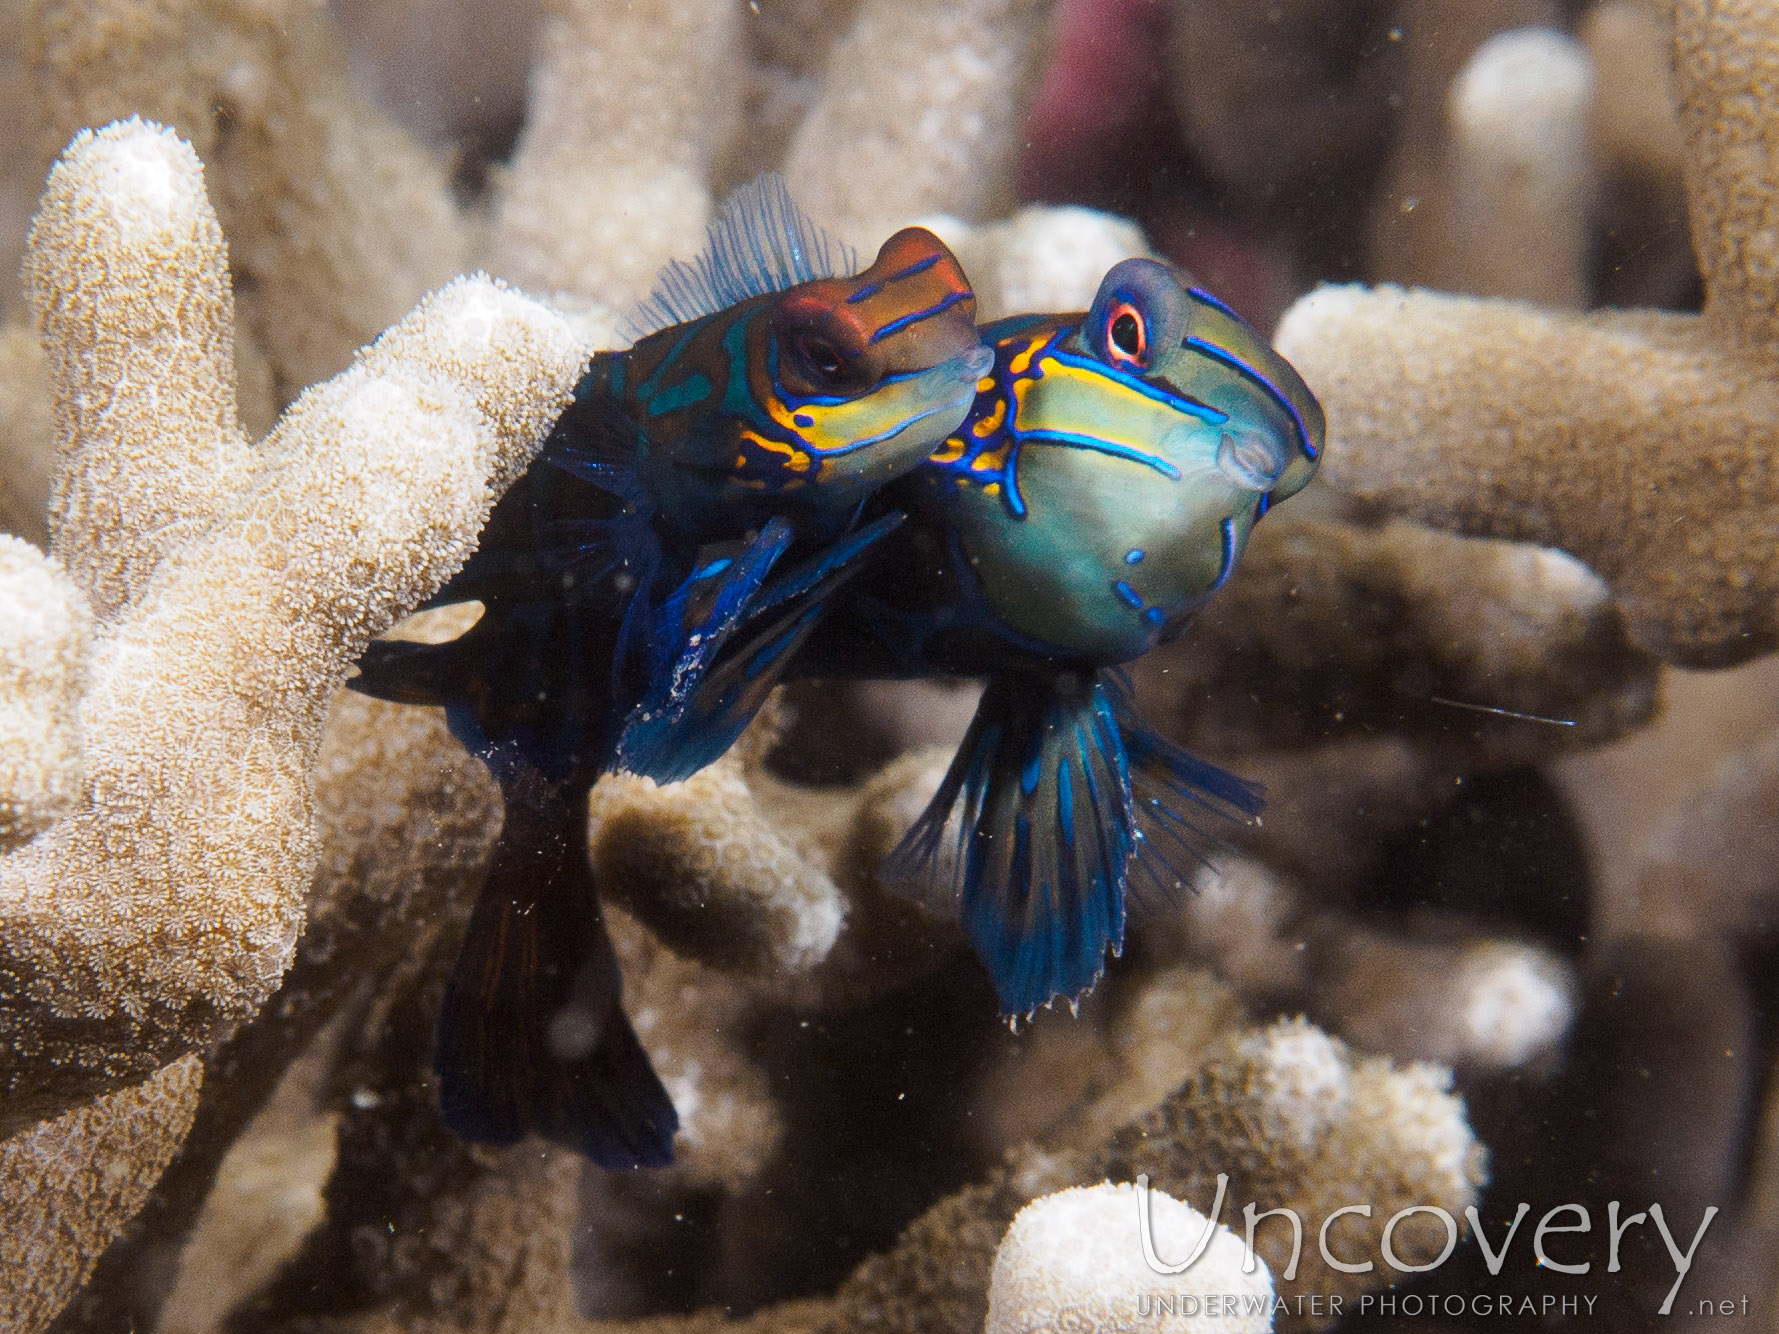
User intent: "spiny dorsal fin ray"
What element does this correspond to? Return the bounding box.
[622,172,858,340]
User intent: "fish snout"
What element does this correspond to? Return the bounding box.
[1215,427,1288,492]
[955,344,996,382]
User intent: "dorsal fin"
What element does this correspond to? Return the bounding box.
[622,172,858,339]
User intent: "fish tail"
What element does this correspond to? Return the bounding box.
[435,770,678,1169]
[1102,673,1265,917]
[880,671,1136,1017]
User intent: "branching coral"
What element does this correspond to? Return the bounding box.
[0,324,51,544]
[1276,0,1779,667]
[486,0,739,307]
[986,1183,1272,1334]
[1,1054,202,1334]
[781,0,1054,247]
[0,116,587,1127]
[1095,1018,1484,1326]
[27,0,472,397]
[4,0,1776,1329]
[0,536,86,849]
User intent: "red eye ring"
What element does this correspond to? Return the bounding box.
[1104,299,1147,368]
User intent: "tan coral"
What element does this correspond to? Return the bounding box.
[782,0,1055,246]
[0,1053,202,1334]
[1443,27,1596,305]
[1094,1018,1485,1327]
[28,0,471,396]
[589,755,847,977]
[0,324,51,544]
[0,537,87,850]
[986,1183,1273,1334]
[1138,501,1659,766]
[1364,0,1563,286]
[0,118,588,1132]
[925,204,1154,322]
[1277,1,1779,665]
[1313,929,1578,1071]
[485,0,741,307]
[1582,0,1685,184]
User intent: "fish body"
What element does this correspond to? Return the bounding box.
[351,176,986,1167]
[764,259,1325,1016]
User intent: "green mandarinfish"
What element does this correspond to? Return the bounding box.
[631,257,1324,1020]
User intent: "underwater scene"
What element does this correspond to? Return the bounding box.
[0,0,1774,1331]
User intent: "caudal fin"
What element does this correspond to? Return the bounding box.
[880,672,1135,1016]
[435,774,678,1168]
[882,671,1263,1017]
[1105,676,1265,917]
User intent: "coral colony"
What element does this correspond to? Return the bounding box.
[0,2,1773,1333]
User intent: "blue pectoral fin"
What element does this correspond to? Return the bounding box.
[749,512,904,619]
[1103,676,1265,918]
[880,672,1139,1017]
[350,637,459,707]
[614,515,904,784]
[627,516,796,734]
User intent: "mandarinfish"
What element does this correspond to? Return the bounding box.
[351,174,991,1170]
[635,257,1324,1022]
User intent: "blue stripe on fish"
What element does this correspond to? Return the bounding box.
[1047,347,1230,422]
[1017,428,1183,481]
[812,394,977,456]
[868,289,972,344]
[647,372,712,417]
[1208,517,1238,592]
[845,251,943,303]
[1183,335,1319,461]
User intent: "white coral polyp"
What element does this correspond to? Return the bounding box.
[1244,1019,1350,1149]
[86,122,204,242]
[988,1183,1273,1334]
[1454,942,1575,1068]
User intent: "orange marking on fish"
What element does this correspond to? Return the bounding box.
[971,398,1007,438]
[1006,333,1045,377]
[970,441,1011,473]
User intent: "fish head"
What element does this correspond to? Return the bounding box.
[1079,258,1324,504]
[939,260,1325,662]
[747,227,992,498]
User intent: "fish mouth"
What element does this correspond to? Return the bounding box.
[1214,427,1288,492]
[952,344,996,382]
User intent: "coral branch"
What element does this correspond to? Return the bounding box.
[0,1054,202,1334]
[486,0,741,305]
[28,0,471,396]
[1275,288,1779,665]
[1675,0,1779,358]
[0,538,87,851]
[0,323,52,546]
[1279,2,1779,665]
[0,119,587,1131]
[986,1183,1272,1334]
[782,0,1054,244]
[25,121,251,622]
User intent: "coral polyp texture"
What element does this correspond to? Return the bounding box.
[1276,0,1779,667]
[1,0,1777,1331]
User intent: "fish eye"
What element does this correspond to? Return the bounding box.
[1108,302,1146,364]
[794,335,849,381]
[1085,258,1188,372]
